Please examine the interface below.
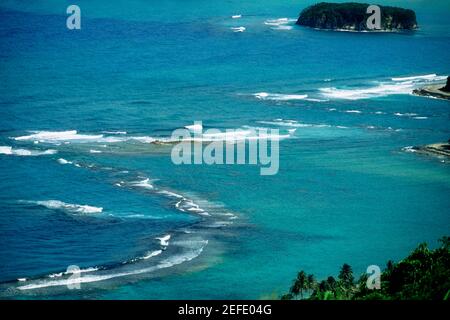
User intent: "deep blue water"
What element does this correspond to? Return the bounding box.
[0,1,449,299]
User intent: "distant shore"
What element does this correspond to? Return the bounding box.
[407,142,450,158]
[413,84,450,101]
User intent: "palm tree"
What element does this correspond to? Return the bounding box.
[338,263,354,288]
[289,280,300,297]
[327,276,337,293]
[319,280,329,292]
[439,236,450,249]
[290,271,307,299]
[307,274,317,294]
[386,260,395,272]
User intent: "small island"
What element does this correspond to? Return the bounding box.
[413,76,450,101]
[296,2,418,31]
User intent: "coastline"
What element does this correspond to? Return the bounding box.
[302,25,412,33]
[412,84,450,101]
[406,142,450,158]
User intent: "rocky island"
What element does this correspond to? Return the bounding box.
[413,76,450,101]
[296,2,418,31]
[405,140,450,159]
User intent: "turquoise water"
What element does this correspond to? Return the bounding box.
[0,1,449,299]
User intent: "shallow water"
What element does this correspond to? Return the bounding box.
[0,1,449,299]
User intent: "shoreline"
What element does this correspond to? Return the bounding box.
[299,25,415,33]
[412,84,450,101]
[407,142,450,158]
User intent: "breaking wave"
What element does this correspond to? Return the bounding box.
[231,26,246,32]
[253,92,308,101]
[0,146,57,156]
[257,119,347,129]
[264,18,296,30]
[320,74,447,100]
[16,246,205,291]
[25,200,103,215]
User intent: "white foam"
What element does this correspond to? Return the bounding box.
[321,74,447,101]
[50,267,99,277]
[264,18,296,26]
[231,26,246,32]
[0,146,12,154]
[12,127,290,147]
[48,272,63,278]
[14,130,123,143]
[177,128,290,143]
[132,178,154,190]
[158,190,184,199]
[57,158,72,165]
[231,14,242,19]
[305,98,328,102]
[402,146,417,153]
[257,120,347,130]
[74,267,98,274]
[175,198,210,217]
[89,149,102,154]
[185,123,203,132]
[15,130,103,142]
[156,234,171,247]
[392,74,447,82]
[394,112,418,117]
[132,136,157,144]
[33,200,103,214]
[320,82,414,100]
[17,247,205,290]
[258,120,306,127]
[102,131,127,135]
[272,25,293,30]
[142,250,163,260]
[253,92,308,101]
[265,18,295,30]
[345,110,362,114]
[0,146,57,156]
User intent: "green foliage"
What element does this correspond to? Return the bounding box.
[338,263,354,288]
[288,271,319,300]
[280,293,294,300]
[282,237,450,300]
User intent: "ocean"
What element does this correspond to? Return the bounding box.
[0,0,449,299]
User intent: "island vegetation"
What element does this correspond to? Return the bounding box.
[281,237,450,300]
[296,2,418,31]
